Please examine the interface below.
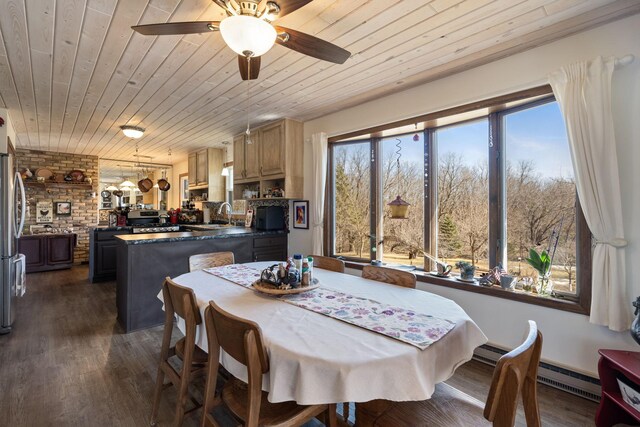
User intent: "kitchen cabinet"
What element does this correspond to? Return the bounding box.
[186,148,225,202]
[89,228,132,283]
[252,235,287,262]
[188,152,197,186]
[196,148,208,186]
[19,234,76,273]
[233,118,303,199]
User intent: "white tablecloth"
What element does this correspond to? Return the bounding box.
[164,262,487,405]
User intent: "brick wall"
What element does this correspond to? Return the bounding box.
[17,149,99,263]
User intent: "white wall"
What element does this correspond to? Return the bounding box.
[296,14,640,376]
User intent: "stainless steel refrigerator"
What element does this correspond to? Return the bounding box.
[1,135,26,334]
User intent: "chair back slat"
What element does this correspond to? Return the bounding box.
[310,255,345,273]
[163,277,202,325]
[362,265,416,289]
[484,320,542,426]
[189,252,235,272]
[207,301,269,374]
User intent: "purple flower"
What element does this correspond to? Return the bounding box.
[373,326,386,332]
[408,327,421,332]
[326,295,336,299]
[381,310,395,316]
[352,308,370,315]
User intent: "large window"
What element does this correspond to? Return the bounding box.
[329,89,591,310]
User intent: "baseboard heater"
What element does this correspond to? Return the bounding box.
[474,345,602,402]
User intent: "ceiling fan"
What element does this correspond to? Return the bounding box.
[132,0,351,81]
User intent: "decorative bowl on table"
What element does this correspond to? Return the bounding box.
[252,279,319,295]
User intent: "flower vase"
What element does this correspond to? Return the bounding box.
[535,275,553,296]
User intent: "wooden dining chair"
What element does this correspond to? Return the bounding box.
[189,251,235,272]
[150,277,209,427]
[372,320,543,427]
[201,300,338,427]
[361,265,417,289]
[310,255,345,273]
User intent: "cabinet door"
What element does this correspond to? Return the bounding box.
[196,148,208,186]
[233,134,245,180]
[245,132,261,180]
[188,152,197,186]
[260,121,285,176]
[19,236,46,270]
[96,241,119,276]
[47,235,74,265]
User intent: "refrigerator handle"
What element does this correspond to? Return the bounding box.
[14,171,26,239]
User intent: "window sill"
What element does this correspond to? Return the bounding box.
[343,261,589,316]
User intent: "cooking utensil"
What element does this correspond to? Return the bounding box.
[101,190,111,199]
[157,178,171,191]
[138,178,153,193]
[112,189,124,197]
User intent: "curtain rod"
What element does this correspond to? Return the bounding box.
[615,54,634,69]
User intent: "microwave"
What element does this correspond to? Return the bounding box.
[255,206,285,231]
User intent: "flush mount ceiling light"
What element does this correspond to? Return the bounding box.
[120,125,145,139]
[131,0,350,81]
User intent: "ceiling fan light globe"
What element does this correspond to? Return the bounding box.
[220,15,277,57]
[120,125,145,139]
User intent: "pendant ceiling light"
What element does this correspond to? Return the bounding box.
[105,185,119,191]
[387,138,410,219]
[220,15,277,58]
[120,180,136,188]
[120,125,145,139]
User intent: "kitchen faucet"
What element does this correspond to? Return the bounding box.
[218,202,232,225]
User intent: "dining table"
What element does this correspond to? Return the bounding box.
[163,261,488,425]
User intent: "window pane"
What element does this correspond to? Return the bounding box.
[504,101,577,294]
[381,134,425,268]
[332,142,371,259]
[436,120,489,272]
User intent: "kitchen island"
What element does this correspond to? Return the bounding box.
[115,227,287,332]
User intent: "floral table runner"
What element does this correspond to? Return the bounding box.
[204,264,454,350]
[204,264,262,287]
[281,288,455,350]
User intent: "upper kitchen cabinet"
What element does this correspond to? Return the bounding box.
[187,148,225,202]
[233,119,303,199]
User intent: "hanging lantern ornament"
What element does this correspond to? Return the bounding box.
[388,138,410,219]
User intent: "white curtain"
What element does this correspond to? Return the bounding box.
[311,133,328,255]
[549,56,630,331]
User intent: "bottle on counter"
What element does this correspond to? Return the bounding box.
[293,254,303,271]
[307,256,314,280]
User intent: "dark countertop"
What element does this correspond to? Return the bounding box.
[91,225,133,232]
[115,227,287,245]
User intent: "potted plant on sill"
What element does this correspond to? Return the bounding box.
[455,261,476,281]
[525,248,553,296]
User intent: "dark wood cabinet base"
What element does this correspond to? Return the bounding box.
[19,234,76,273]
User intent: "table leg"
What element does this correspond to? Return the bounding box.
[355,400,393,427]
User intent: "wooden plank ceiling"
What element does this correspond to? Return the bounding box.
[0,0,638,164]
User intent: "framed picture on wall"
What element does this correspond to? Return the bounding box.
[36,201,53,223]
[180,173,189,205]
[293,200,309,229]
[55,201,72,216]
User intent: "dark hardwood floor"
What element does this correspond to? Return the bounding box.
[0,266,599,426]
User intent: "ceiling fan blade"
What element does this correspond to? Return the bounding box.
[238,55,261,80]
[131,21,220,36]
[272,0,313,19]
[274,26,350,64]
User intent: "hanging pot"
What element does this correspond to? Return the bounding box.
[157,178,171,191]
[138,177,153,193]
[112,189,123,197]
